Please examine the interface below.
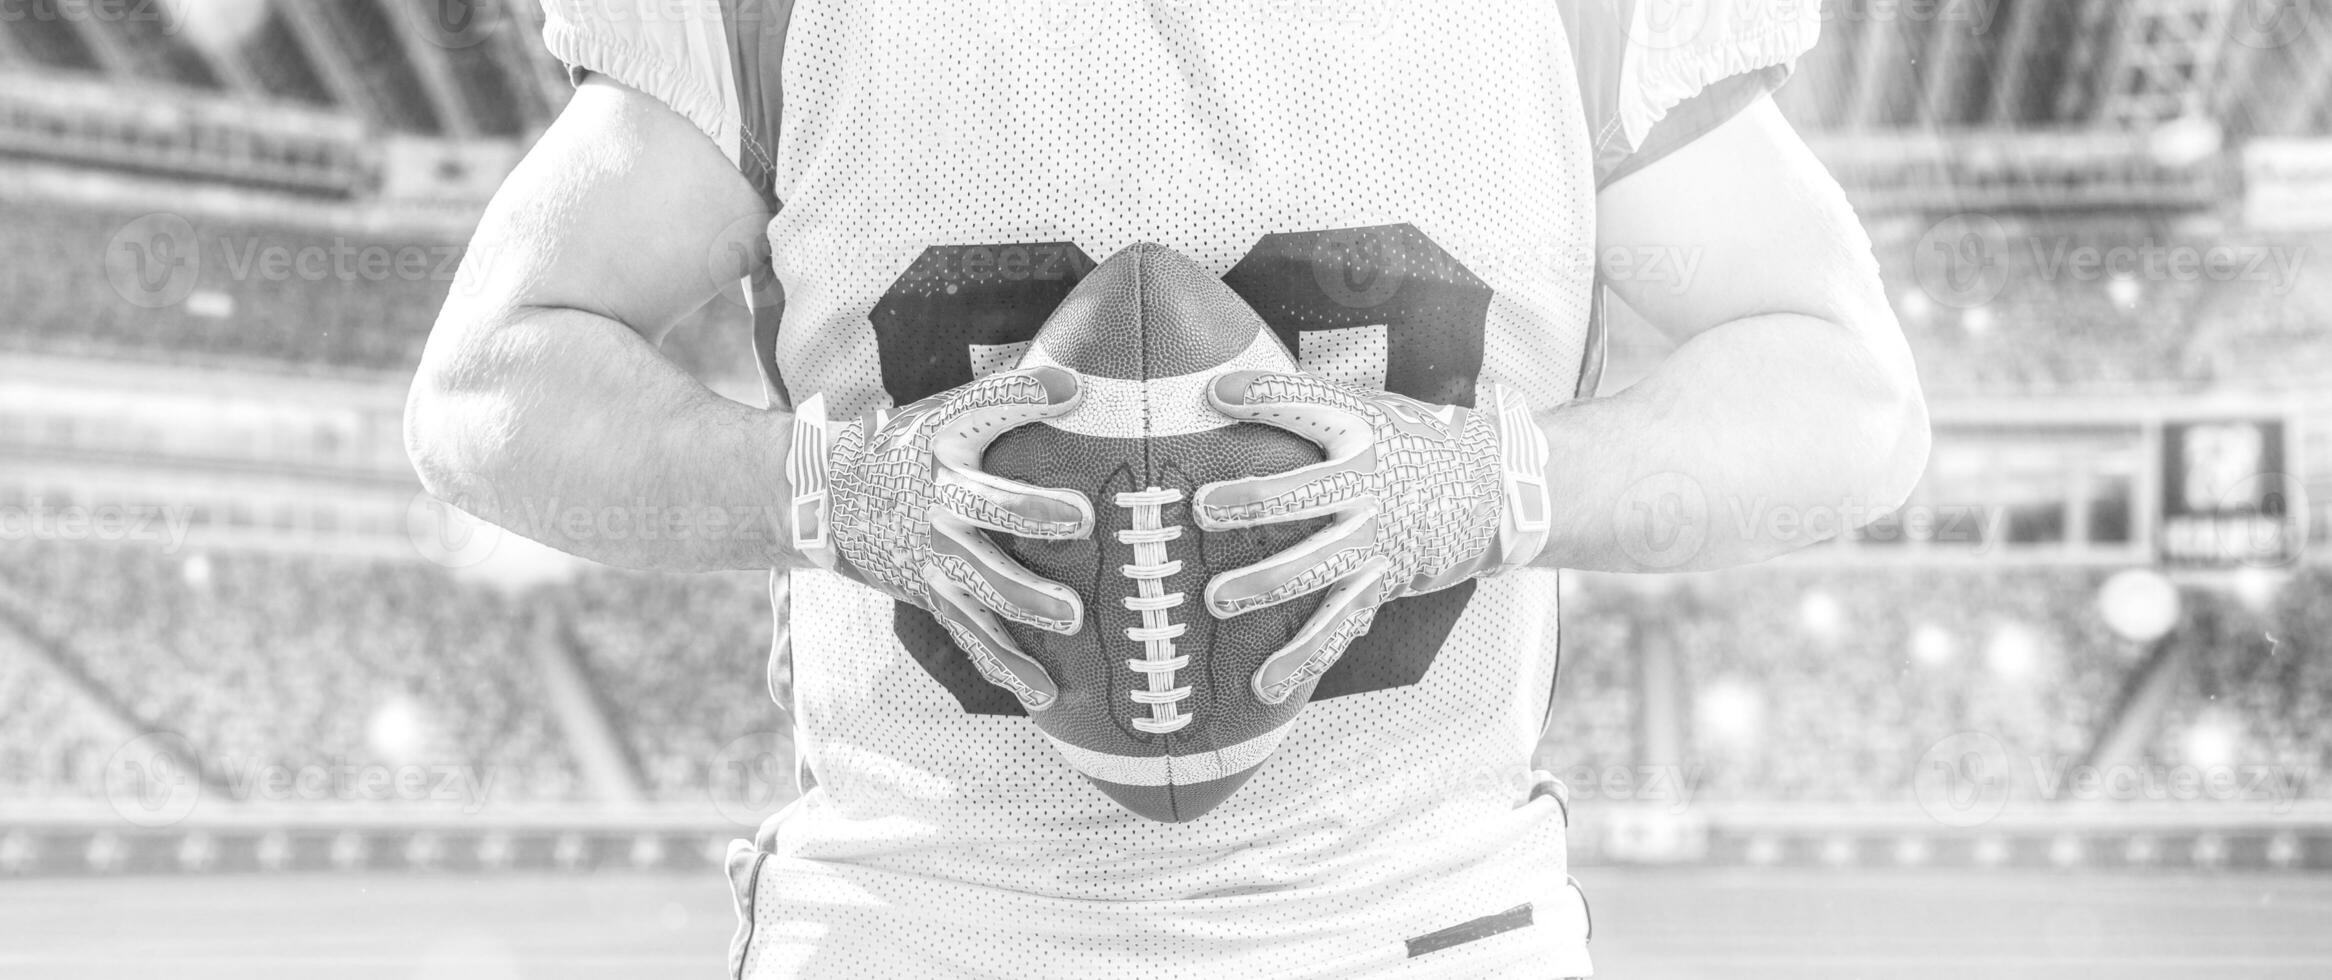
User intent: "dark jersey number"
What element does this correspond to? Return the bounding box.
[869,227,1488,714]
[869,243,1096,406]
[1222,224,1492,408]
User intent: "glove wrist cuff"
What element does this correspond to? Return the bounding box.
[1486,384,1552,571]
[787,394,842,573]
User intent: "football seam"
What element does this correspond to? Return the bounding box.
[1122,250,1193,739]
[1116,487,1190,735]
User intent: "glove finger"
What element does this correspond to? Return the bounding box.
[928,366,1082,464]
[930,518,1084,634]
[938,465,1094,540]
[925,577,1061,712]
[1207,371,1376,457]
[1251,560,1389,705]
[1204,511,1378,618]
[1191,454,1370,530]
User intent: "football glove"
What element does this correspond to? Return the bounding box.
[788,367,1094,711]
[1193,372,1552,704]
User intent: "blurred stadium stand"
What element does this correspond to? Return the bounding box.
[4,0,2332,874]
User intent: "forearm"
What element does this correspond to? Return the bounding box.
[1535,312,1930,573]
[405,305,796,573]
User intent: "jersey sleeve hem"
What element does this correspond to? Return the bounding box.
[1616,2,1817,150]
[541,12,745,168]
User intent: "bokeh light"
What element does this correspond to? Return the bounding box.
[2098,569,2180,643]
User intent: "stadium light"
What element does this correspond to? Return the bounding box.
[2232,567,2289,615]
[170,0,274,55]
[1799,590,1846,642]
[2098,569,2180,643]
[1896,288,1933,325]
[2147,115,2224,170]
[2184,715,2239,770]
[1697,679,1764,745]
[180,553,213,591]
[367,695,433,765]
[1985,623,2043,682]
[1910,623,1958,668]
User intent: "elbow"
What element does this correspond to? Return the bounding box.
[403,332,513,511]
[403,372,471,506]
[1871,381,1931,513]
[1849,343,1931,521]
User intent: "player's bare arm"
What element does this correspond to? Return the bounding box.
[406,75,1094,684]
[410,76,1090,684]
[405,76,788,572]
[1192,94,1928,690]
[1562,95,1931,573]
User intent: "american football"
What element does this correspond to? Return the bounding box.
[982,243,1331,822]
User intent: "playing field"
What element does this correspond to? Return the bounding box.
[6,869,2330,978]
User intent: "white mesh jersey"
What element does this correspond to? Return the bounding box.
[542,2,1813,976]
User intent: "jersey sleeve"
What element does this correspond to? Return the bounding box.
[1565,0,1820,187]
[538,0,749,169]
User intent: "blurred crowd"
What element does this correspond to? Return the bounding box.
[4,537,2325,809]
[0,201,448,373]
[0,539,577,804]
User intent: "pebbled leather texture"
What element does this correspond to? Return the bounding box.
[980,243,1330,822]
[1026,242,1264,381]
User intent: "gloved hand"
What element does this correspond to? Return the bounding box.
[788,367,1093,711]
[1193,372,1552,704]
